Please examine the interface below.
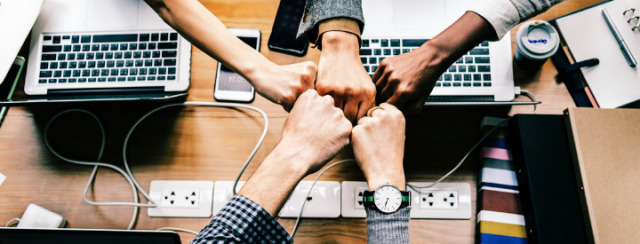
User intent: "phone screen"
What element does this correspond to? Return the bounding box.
[268,0,308,56]
[217,37,258,92]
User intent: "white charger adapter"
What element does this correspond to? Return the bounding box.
[15,204,67,228]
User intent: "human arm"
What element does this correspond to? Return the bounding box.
[296,0,375,124]
[374,0,565,114]
[351,103,410,244]
[144,0,316,110]
[191,90,352,243]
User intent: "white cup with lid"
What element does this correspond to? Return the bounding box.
[514,20,560,73]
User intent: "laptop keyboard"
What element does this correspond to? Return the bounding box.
[360,39,492,88]
[38,32,181,85]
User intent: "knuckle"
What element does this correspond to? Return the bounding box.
[300,73,311,83]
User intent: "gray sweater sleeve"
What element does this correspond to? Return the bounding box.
[296,0,365,40]
[365,206,411,244]
[468,0,565,39]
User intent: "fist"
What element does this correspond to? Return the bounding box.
[254,61,317,111]
[352,103,406,190]
[278,90,353,174]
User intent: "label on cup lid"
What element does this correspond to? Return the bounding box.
[516,20,560,58]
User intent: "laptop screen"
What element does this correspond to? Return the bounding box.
[0,228,181,244]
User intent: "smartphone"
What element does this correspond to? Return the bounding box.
[267,0,309,56]
[214,28,261,103]
[0,57,25,125]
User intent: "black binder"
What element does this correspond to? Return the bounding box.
[507,115,589,244]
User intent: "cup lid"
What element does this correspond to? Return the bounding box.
[517,20,559,56]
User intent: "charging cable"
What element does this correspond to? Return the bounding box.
[5,218,20,227]
[292,90,538,237]
[43,91,536,237]
[44,102,268,231]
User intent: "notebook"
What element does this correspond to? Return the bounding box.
[556,0,640,108]
[565,108,640,244]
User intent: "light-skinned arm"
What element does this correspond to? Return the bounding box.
[317,31,376,124]
[145,0,317,110]
[352,103,410,244]
[239,89,352,216]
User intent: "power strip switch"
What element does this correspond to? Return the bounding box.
[278,181,341,218]
[148,180,214,218]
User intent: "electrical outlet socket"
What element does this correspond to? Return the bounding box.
[341,181,368,218]
[407,182,472,219]
[212,181,246,216]
[148,180,213,218]
[278,181,341,218]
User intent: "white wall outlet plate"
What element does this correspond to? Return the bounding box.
[341,181,368,218]
[148,180,213,218]
[212,181,245,216]
[278,181,341,218]
[407,182,472,219]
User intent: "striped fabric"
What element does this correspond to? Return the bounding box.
[477,117,528,244]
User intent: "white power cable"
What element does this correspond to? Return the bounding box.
[290,159,355,238]
[406,119,509,192]
[43,102,268,231]
[42,92,537,236]
[5,218,20,227]
[406,90,537,192]
[44,109,149,230]
[156,227,199,235]
[520,90,538,114]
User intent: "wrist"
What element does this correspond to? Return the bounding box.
[419,39,459,68]
[366,171,406,191]
[320,31,360,58]
[240,57,278,88]
[266,141,318,177]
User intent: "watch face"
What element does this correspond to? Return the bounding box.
[374,185,402,213]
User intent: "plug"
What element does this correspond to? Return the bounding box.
[514,86,522,96]
[16,204,67,228]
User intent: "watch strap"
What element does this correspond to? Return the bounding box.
[363,190,411,209]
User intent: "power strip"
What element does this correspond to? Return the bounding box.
[278,181,341,218]
[213,181,341,218]
[148,180,214,218]
[342,181,472,219]
[407,182,472,219]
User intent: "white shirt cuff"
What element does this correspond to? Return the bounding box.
[468,0,520,40]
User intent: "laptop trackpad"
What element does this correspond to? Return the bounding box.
[393,0,446,30]
[86,0,139,28]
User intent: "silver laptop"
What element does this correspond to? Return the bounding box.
[361,0,515,102]
[25,0,191,96]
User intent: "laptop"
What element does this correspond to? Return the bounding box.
[24,0,191,99]
[0,228,181,244]
[360,0,515,102]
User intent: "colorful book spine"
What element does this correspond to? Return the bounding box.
[477,118,528,244]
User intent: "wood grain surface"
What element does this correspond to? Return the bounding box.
[0,0,597,243]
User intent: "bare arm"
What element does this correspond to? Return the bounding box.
[145,0,316,110]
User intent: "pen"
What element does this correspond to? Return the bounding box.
[602,8,637,67]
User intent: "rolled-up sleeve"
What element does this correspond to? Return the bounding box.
[297,0,365,45]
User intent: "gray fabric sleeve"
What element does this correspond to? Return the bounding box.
[365,206,411,244]
[469,0,565,39]
[296,0,365,40]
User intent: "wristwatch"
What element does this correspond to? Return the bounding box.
[363,183,410,213]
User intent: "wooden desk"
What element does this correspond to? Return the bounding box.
[0,0,598,243]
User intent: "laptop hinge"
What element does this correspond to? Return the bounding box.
[426,96,495,102]
[48,87,165,95]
